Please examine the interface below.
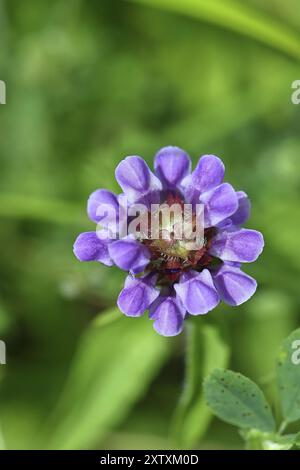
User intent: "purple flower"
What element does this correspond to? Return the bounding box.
[74,146,264,336]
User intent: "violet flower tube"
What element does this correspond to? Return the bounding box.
[74,147,264,337]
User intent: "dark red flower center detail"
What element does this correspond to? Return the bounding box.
[140,192,217,283]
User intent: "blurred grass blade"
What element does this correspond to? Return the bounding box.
[172,322,229,448]
[129,0,300,61]
[48,309,172,449]
[0,193,84,225]
[277,328,300,425]
[0,423,5,450]
[204,369,276,432]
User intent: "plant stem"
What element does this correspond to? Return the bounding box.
[278,420,288,435]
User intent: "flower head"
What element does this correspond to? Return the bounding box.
[74,146,264,336]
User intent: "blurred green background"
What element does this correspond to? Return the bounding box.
[0,0,300,450]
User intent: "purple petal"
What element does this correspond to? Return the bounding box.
[184,154,225,203]
[174,269,220,315]
[210,228,264,263]
[213,264,257,306]
[149,296,186,337]
[200,183,238,227]
[230,191,251,226]
[192,154,225,192]
[217,219,234,230]
[118,274,159,317]
[73,232,113,266]
[108,235,151,273]
[87,189,119,226]
[224,261,242,268]
[154,146,191,189]
[115,156,162,203]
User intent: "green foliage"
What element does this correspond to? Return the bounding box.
[277,328,300,425]
[204,328,300,449]
[0,0,300,450]
[130,0,300,60]
[232,290,296,390]
[47,309,172,449]
[241,429,299,451]
[204,369,275,432]
[172,322,230,447]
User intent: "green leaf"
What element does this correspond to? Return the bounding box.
[47,309,172,449]
[294,431,300,448]
[172,322,230,448]
[277,328,300,425]
[129,0,300,61]
[242,429,297,450]
[204,369,275,432]
[261,434,297,451]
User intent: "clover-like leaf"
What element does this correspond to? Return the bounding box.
[204,369,275,432]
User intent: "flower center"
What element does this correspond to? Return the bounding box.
[140,192,217,283]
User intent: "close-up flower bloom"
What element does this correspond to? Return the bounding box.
[74,147,264,336]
